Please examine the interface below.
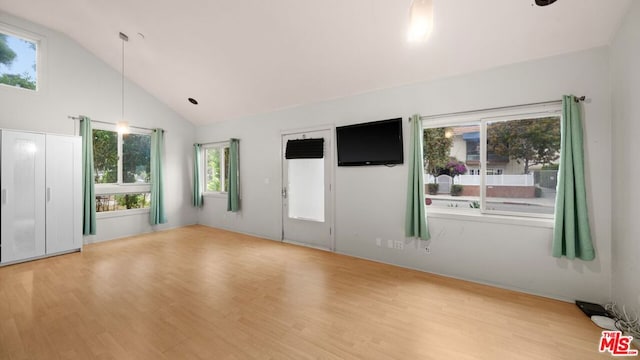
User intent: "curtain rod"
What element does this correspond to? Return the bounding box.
[410,96,586,121]
[195,139,239,146]
[68,115,163,132]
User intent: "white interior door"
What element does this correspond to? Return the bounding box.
[46,134,82,254]
[1,130,46,263]
[282,129,334,250]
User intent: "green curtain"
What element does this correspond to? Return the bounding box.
[79,116,97,235]
[150,129,167,225]
[227,138,240,212]
[405,114,430,240]
[552,95,594,260]
[192,144,203,207]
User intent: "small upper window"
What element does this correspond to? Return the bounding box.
[0,31,37,91]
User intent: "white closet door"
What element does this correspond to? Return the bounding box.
[1,131,46,263]
[45,134,82,254]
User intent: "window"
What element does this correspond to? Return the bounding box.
[92,124,151,213]
[96,193,151,213]
[123,133,151,183]
[0,29,38,91]
[204,144,230,193]
[93,127,151,184]
[423,103,561,218]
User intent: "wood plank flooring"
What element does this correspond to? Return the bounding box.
[0,225,610,359]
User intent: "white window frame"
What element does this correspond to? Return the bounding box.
[422,102,562,225]
[202,142,230,196]
[93,123,152,196]
[0,22,46,92]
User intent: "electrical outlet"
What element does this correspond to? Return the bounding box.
[376,238,382,247]
[425,246,431,254]
[393,240,404,250]
[387,240,393,248]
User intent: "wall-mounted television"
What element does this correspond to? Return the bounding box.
[336,118,404,166]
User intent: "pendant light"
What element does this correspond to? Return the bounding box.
[407,0,434,42]
[117,32,130,134]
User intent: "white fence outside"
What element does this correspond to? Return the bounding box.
[425,174,534,187]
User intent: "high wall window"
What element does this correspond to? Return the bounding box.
[0,29,38,91]
[203,144,230,194]
[92,124,151,213]
[423,103,561,218]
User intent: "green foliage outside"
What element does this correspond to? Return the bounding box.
[93,130,150,184]
[116,193,148,210]
[423,127,453,181]
[487,117,560,174]
[123,134,151,183]
[93,130,118,183]
[0,34,36,90]
[207,148,222,192]
[0,34,16,66]
[450,184,464,196]
[0,73,35,90]
[206,147,230,192]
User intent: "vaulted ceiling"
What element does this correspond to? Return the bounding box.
[0,0,632,125]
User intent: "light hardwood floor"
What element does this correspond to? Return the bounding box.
[0,225,609,359]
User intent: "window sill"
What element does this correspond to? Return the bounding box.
[96,183,151,194]
[97,208,150,219]
[203,192,228,199]
[426,208,554,229]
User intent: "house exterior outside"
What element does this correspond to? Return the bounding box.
[425,125,558,200]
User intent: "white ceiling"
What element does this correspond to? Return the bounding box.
[0,0,632,125]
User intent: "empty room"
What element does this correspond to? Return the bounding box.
[0,0,638,358]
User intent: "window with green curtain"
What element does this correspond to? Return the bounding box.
[79,116,97,235]
[227,138,240,212]
[192,144,203,207]
[405,114,430,240]
[150,129,167,224]
[552,95,594,260]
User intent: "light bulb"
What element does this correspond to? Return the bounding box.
[408,0,434,42]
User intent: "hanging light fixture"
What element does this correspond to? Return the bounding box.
[117,32,130,134]
[407,0,434,42]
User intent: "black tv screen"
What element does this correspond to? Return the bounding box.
[336,118,404,166]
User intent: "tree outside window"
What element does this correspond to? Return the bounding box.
[0,32,37,90]
[92,127,152,213]
[205,145,230,193]
[423,110,561,217]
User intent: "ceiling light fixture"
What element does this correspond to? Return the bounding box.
[407,0,434,42]
[535,0,557,6]
[118,32,130,134]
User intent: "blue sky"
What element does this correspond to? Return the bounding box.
[0,34,37,80]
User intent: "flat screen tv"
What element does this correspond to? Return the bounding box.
[336,118,404,166]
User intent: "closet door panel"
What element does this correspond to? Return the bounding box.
[45,135,82,254]
[1,131,46,263]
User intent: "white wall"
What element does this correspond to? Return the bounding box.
[0,12,197,242]
[196,47,612,303]
[610,1,640,315]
